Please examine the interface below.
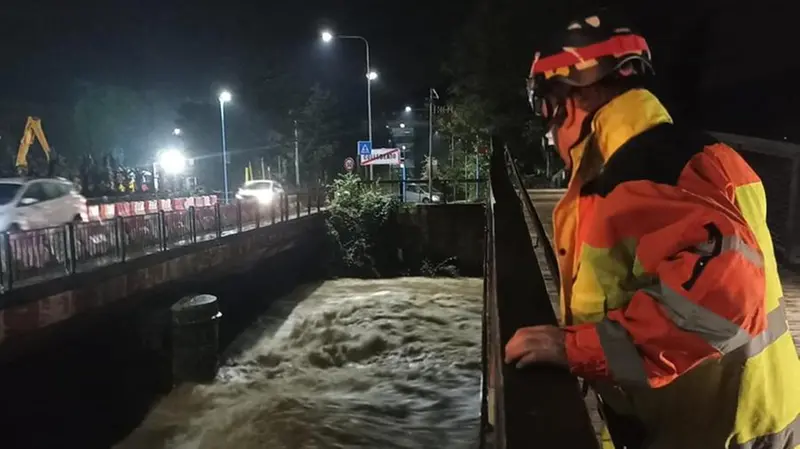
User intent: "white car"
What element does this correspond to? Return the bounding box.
[403,184,443,203]
[234,180,284,205]
[0,177,87,232]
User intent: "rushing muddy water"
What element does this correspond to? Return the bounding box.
[116,277,483,449]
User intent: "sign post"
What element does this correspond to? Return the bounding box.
[357,141,372,178]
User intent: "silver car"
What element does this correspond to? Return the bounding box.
[0,177,87,232]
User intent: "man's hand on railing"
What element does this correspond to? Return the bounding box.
[504,325,568,369]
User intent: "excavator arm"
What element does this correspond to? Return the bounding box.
[16,117,53,176]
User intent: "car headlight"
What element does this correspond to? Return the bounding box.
[431,194,440,202]
[255,191,274,203]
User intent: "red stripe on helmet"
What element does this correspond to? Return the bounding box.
[530,34,649,76]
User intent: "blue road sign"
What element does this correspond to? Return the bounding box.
[358,140,372,156]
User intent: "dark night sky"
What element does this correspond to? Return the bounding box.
[1,0,467,110]
[1,0,797,139]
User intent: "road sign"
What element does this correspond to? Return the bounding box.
[358,140,373,156]
[344,157,355,172]
[360,148,401,166]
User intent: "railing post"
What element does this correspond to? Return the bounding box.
[215,203,222,238]
[236,200,243,233]
[3,232,13,290]
[159,210,167,251]
[280,193,286,221]
[296,193,301,219]
[307,190,312,216]
[116,216,127,263]
[316,188,322,213]
[189,206,197,243]
[66,223,77,274]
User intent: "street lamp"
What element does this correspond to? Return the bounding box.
[320,29,375,180]
[173,128,182,136]
[218,90,232,202]
[399,123,406,129]
[404,106,412,113]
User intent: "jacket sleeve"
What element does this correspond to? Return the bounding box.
[564,184,767,389]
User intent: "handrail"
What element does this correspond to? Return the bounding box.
[504,151,561,287]
[480,140,598,449]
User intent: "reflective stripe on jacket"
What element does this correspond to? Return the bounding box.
[554,88,800,449]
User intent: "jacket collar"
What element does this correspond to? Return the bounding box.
[569,88,673,165]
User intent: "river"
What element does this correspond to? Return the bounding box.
[115,277,483,449]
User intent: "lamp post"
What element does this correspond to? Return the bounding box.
[218,90,232,202]
[321,30,376,180]
[428,88,439,196]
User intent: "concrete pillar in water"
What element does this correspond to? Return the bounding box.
[170,294,222,384]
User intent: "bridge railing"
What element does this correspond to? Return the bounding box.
[362,179,489,203]
[713,132,800,264]
[481,143,598,449]
[0,189,327,293]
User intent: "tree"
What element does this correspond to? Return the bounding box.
[442,0,582,172]
[294,84,342,185]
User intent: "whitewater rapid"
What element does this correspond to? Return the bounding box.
[116,277,483,449]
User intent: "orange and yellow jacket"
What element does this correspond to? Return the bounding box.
[554,88,799,448]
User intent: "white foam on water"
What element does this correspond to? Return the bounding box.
[116,277,483,449]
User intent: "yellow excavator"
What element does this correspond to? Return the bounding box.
[16,116,54,177]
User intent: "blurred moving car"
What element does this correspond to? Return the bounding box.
[0,177,88,232]
[403,184,443,203]
[234,180,284,205]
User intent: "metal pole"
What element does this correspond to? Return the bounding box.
[220,100,230,203]
[261,157,266,179]
[428,88,434,196]
[294,119,300,186]
[365,39,374,181]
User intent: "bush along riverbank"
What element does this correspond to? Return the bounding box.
[324,174,466,278]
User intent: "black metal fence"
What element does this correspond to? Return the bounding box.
[480,143,598,449]
[0,190,326,293]
[366,179,489,204]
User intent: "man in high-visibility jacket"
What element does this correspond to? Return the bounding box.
[504,8,800,449]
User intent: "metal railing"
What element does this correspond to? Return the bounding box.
[712,132,800,264]
[0,190,326,293]
[481,142,598,449]
[367,178,489,204]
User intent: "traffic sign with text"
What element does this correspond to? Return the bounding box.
[360,148,401,166]
[344,157,355,172]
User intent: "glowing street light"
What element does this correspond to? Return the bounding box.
[158,148,186,175]
[319,28,375,180]
[399,123,406,129]
[173,128,182,136]
[219,90,232,104]
[404,105,412,113]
